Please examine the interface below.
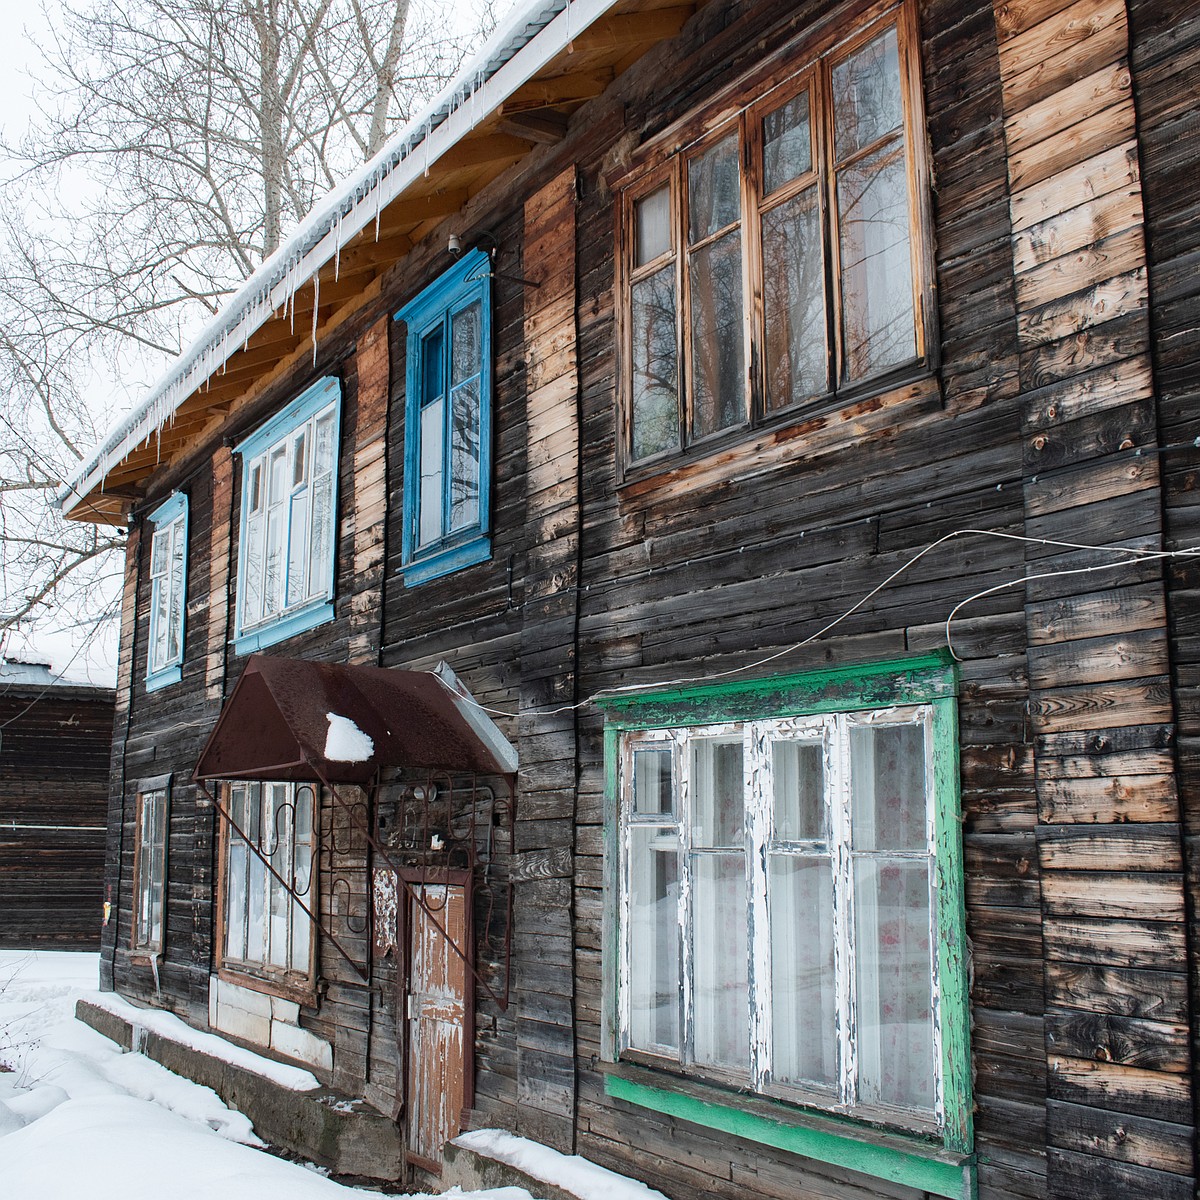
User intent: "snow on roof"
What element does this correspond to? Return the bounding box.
[59,0,624,515]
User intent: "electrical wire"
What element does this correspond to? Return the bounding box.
[431,527,1200,721]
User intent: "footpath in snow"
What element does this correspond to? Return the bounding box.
[0,949,534,1200]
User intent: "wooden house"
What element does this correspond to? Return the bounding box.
[59,0,1200,1197]
[0,658,114,949]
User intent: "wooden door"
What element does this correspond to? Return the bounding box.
[405,879,470,1171]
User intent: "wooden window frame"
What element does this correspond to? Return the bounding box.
[232,376,342,655]
[615,0,935,480]
[215,779,319,1001]
[132,774,171,955]
[145,493,188,692]
[597,654,972,1189]
[394,248,493,587]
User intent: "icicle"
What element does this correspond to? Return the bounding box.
[334,211,342,281]
[311,274,320,366]
[424,116,432,178]
[566,0,574,53]
[375,181,382,241]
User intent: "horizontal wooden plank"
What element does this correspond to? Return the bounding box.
[1040,869,1185,920]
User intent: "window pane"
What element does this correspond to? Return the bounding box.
[832,27,903,162]
[244,511,264,626]
[692,852,748,1071]
[769,855,835,1086]
[226,836,248,961]
[245,785,265,963]
[268,784,292,969]
[292,430,307,487]
[287,490,309,607]
[635,185,671,266]
[308,475,332,600]
[692,737,743,848]
[688,134,740,243]
[763,90,812,194]
[629,825,681,1053]
[854,858,934,1111]
[837,142,915,381]
[451,302,481,387]
[418,398,445,547]
[630,265,678,461]
[264,505,286,617]
[633,748,673,816]
[150,528,168,577]
[314,411,336,476]
[689,230,744,439]
[421,327,444,407]
[248,463,262,513]
[151,576,169,672]
[268,445,288,503]
[450,378,481,532]
[850,723,927,851]
[167,522,185,663]
[772,740,824,841]
[763,187,827,411]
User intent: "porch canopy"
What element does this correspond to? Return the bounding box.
[194,654,517,785]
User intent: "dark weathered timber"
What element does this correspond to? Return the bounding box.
[77,0,1200,1196]
[0,685,114,949]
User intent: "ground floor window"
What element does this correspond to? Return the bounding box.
[221,780,316,980]
[133,780,170,953]
[602,655,970,1148]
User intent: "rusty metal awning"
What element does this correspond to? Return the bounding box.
[194,655,517,784]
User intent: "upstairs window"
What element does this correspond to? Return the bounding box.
[395,249,492,586]
[233,377,341,653]
[618,5,931,470]
[146,492,188,691]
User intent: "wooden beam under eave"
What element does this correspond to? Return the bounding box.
[372,188,471,235]
[499,68,614,114]
[571,6,693,52]
[497,111,570,144]
[431,132,533,174]
[333,233,413,276]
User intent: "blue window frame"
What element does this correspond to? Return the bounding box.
[395,249,492,585]
[232,377,342,654]
[145,492,188,691]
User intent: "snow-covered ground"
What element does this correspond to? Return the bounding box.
[0,950,535,1200]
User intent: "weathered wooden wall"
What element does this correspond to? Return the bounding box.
[994,1,1193,1196]
[92,0,1200,1194]
[0,686,113,949]
[1129,0,1200,1177]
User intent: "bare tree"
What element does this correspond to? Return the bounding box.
[0,0,484,672]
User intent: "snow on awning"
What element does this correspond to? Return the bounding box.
[194,655,517,785]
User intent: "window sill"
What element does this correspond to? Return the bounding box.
[601,1062,974,1200]
[145,664,182,692]
[401,532,490,587]
[217,965,318,1010]
[619,370,941,497]
[233,599,334,655]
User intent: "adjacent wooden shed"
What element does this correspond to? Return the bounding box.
[0,660,114,949]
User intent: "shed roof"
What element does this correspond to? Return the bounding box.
[60,0,700,526]
[194,655,517,784]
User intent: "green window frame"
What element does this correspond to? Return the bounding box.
[598,654,972,1198]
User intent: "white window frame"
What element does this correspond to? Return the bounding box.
[220,780,318,985]
[619,707,944,1128]
[233,377,342,654]
[146,492,188,690]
